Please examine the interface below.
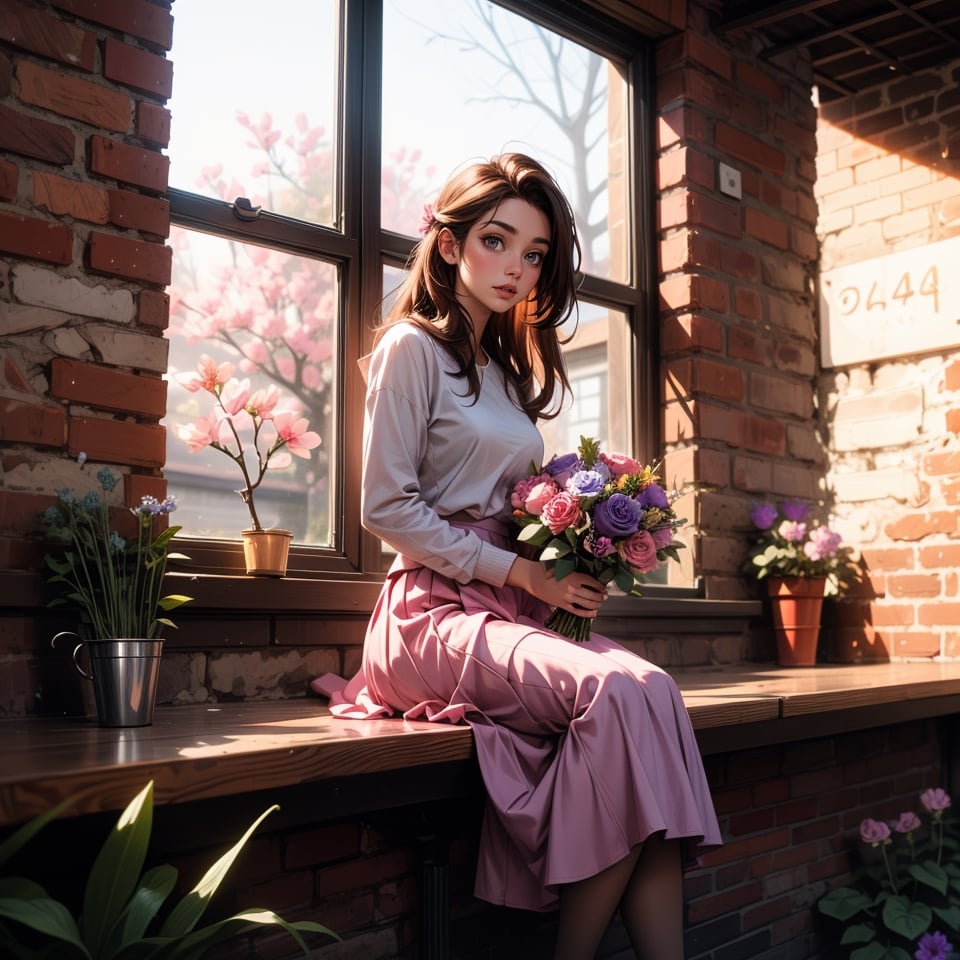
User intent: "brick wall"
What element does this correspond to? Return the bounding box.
[816,62,960,660]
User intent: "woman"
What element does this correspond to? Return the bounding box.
[314,153,721,960]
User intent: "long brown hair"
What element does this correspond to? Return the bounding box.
[382,153,581,420]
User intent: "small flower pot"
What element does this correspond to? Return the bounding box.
[767,576,826,667]
[242,528,293,576]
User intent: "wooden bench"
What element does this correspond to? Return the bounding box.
[5,661,960,828]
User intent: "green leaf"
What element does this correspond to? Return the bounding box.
[910,859,949,895]
[0,896,90,958]
[0,798,73,868]
[850,944,891,960]
[159,806,279,938]
[165,910,338,960]
[552,556,578,581]
[80,781,154,957]
[881,894,931,940]
[540,539,571,563]
[0,878,48,900]
[840,923,876,944]
[157,595,192,611]
[931,902,960,931]
[819,886,872,921]
[614,569,638,594]
[103,864,178,956]
[518,523,551,546]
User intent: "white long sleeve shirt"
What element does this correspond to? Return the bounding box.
[361,322,544,586]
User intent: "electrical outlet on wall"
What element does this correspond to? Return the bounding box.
[719,162,742,199]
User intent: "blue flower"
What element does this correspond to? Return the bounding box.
[567,470,605,497]
[97,468,119,492]
[81,491,101,512]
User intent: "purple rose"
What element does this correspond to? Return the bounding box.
[916,931,953,960]
[544,452,581,487]
[859,818,891,846]
[781,498,812,522]
[637,482,669,509]
[804,526,842,561]
[593,493,642,539]
[750,502,778,530]
[567,469,606,497]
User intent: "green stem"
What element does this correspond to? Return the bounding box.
[544,608,593,642]
[880,844,898,894]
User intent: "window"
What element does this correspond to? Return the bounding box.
[164,0,657,596]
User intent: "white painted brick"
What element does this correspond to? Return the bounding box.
[11,264,135,323]
[0,301,71,333]
[832,467,924,504]
[208,648,340,699]
[83,324,169,373]
[44,326,90,358]
[833,384,923,450]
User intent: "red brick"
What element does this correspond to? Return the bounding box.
[0,157,16,201]
[687,879,763,923]
[33,171,109,223]
[315,850,417,898]
[0,490,56,535]
[735,286,762,321]
[735,60,786,106]
[919,543,960,568]
[107,189,170,236]
[886,511,958,540]
[103,37,172,98]
[720,245,759,281]
[745,206,789,250]
[68,415,166,468]
[0,397,67,446]
[89,136,169,193]
[656,105,709,150]
[49,0,174,49]
[88,231,171,284]
[136,100,171,147]
[17,60,131,133]
[716,122,786,176]
[692,357,744,402]
[0,210,73,264]
[51,358,167,417]
[0,0,96,72]
[125,473,167,509]
[0,103,74,164]
[887,573,941,597]
[0,50,11,97]
[138,288,170,330]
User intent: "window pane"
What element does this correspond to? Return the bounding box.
[541,302,632,458]
[164,228,337,546]
[167,0,338,227]
[381,0,630,281]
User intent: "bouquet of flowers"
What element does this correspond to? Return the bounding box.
[40,465,191,640]
[175,355,321,532]
[818,788,960,960]
[510,436,687,642]
[744,498,856,597]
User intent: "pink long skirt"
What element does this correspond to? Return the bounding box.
[313,518,721,912]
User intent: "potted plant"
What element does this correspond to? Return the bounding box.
[744,498,857,666]
[39,465,192,726]
[0,780,337,958]
[818,787,960,959]
[175,355,321,576]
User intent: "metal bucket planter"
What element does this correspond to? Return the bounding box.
[64,635,164,727]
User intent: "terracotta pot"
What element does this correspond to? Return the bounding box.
[767,576,826,667]
[242,528,293,576]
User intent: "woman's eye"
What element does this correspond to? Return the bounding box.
[525,251,545,266]
[481,234,504,251]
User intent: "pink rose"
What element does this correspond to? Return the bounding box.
[651,526,674,549]
[859,818,891,845]
[511,475,541,511]
[893,811,921,833]
[618,529,659,573]
[541,491,581,534]
[524,479,561,515]
[600,451,642,476]
[921,788,952,813]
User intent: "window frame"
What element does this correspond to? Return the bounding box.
[166,0,663,612]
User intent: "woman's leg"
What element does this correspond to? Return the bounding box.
[553,846,642,960]
[620,832,684,960]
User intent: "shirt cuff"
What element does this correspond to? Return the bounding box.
[474,540,518,587]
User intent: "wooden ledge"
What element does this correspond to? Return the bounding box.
[4,661,960,828]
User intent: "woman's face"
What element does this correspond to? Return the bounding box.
[440,197,551,329]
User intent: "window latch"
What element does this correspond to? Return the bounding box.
[232,197,262,221]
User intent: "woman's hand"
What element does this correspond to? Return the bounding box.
[506,557,608,617]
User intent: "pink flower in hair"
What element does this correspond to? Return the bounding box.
[418,203,436,235]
